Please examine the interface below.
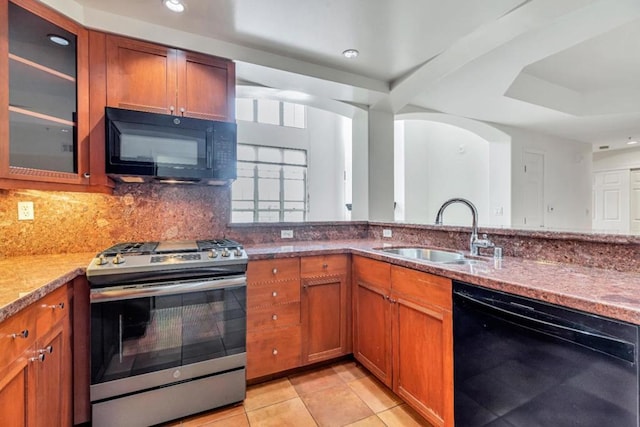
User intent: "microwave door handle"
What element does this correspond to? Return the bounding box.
[90,276,246,302]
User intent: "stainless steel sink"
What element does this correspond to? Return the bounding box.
[378,247,463,262]
[376,247,485,265]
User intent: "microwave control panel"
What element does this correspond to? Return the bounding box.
[212,123,237,179]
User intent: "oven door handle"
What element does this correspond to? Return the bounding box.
[90,276,246,302]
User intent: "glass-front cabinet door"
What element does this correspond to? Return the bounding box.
[0,0,89,189]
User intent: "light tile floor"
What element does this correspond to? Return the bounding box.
[163,360,433,427]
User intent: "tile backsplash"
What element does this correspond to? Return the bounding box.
[0,184,231,257]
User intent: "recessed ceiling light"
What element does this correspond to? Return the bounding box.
[627,137,638,145]
[342,49,359,59]
[47,34,69,46]
[163,0,185,13]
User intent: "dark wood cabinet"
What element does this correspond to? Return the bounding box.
[301,255,350,364]
[105,34,235,121]
[0,0,94,192]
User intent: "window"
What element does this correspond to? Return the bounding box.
[235,98,306,129]
[232,144,307,222]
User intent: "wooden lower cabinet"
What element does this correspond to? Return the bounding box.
[301,255,350,364]
[352,256,454,427]
[0,357,29,426]
[33,319,72,427]
[0,283,72,427]
[246,258,302,380]
[352,256,392,386]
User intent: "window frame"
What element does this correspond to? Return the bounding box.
[232,144,308,223]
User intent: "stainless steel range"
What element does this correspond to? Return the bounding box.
[86,239,248,427]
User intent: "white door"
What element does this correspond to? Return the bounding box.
[592,170,630,233]
[630,169,640,234]
[522,151,544,228]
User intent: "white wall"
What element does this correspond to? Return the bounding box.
[307,109,349,221]
[236,106,349,221]
[397,120,492,227]
[501,125,593,231]
[593,146,640,171]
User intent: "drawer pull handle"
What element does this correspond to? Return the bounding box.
[44,302,65,310]
[38,345,53,355]
[272,268,278,275]
[272,291,278,297]
[11,329,29,339]
[272,348,278,355]
[272,314,278,321]
[322,263,328,268]
[30,353,45,363]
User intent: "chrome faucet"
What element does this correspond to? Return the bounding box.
[434,198,497,256]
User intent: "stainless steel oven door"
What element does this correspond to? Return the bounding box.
[90,276,246,402]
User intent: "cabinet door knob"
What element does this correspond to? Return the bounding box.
[272,268,278,275]
[38,345,53,355]
[272,291,278,297]
[272,314,278,321]
[170,105,175,113]
[43,302,64,310]
[322,263,328,269]
[83,172,91,179]
[272,348,278,355]
[180,107,185,116]
[10,329,29,339]
[30,353,45,363]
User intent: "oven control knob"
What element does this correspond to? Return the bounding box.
[112,254,125,265]
[234,247,243,257]
[208,249,218,258]
[96,255,108,266]
[221,248,231,257]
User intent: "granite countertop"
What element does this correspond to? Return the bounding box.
[0,252,95,323]
[1,241,639,326]
[246,239,640,325]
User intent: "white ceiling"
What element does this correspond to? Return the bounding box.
[56,0,640,150]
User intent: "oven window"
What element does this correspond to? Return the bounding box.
[91,286,246,385]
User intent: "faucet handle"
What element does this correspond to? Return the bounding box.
[493,246,503,259]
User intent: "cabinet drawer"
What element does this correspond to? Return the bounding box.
[0,306,35,370]
[391,266,452,310]
[247,302,300,331]
[35,285,70,333]
[247,326,301,379]
[301,254,348,277]
[247,258,300,283]
[248,279,300,307]
[353,256,390,290]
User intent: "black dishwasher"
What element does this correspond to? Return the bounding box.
[453,281,639,427]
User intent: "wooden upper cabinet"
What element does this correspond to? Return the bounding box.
[0,0,93,192]
[106,35,235,121]
[178,50,235,121]
[106,35,178,115]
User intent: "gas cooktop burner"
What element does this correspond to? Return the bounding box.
[87,239,248,286]
[99,239,242,257]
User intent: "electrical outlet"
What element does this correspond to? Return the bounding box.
[281,230,294,239]
[382,229,393,238]
[18,201,34,221]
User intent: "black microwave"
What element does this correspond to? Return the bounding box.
[105,107,237,185]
